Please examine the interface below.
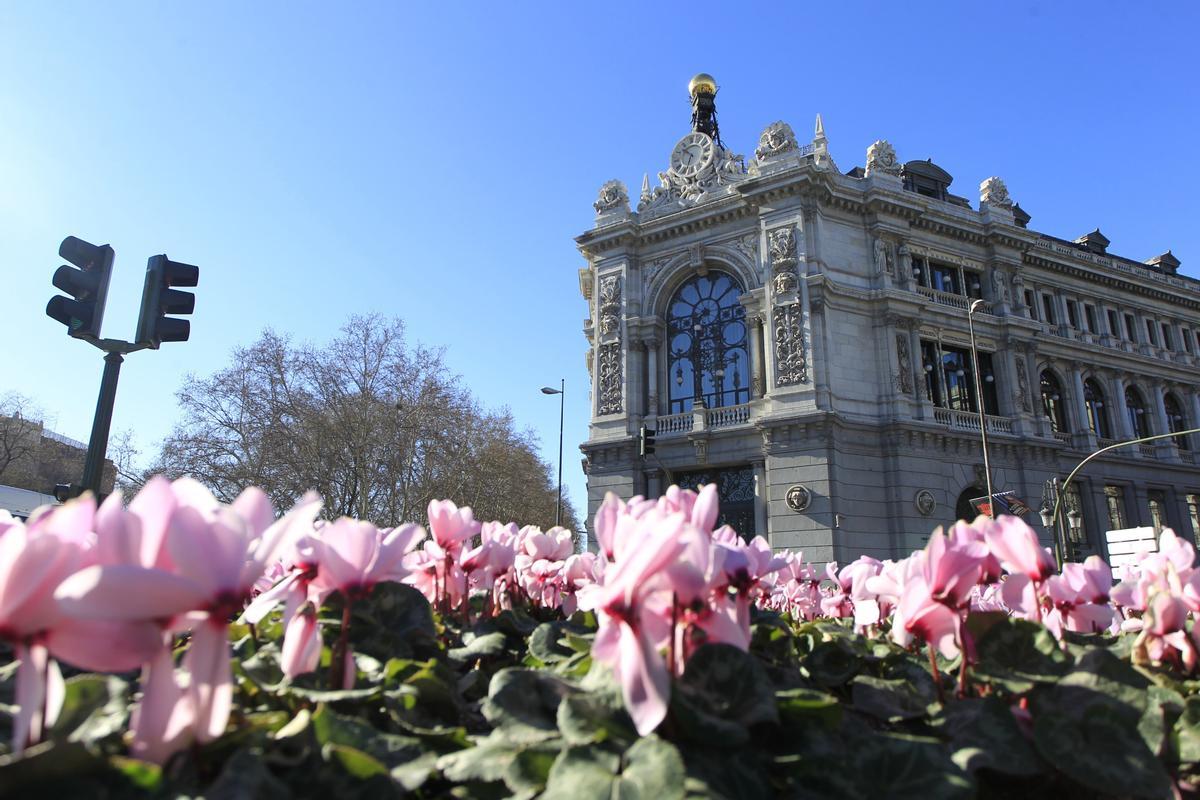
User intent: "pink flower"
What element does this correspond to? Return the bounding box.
[984,516,1056,582]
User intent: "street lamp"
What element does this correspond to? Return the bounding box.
[541,380,564,528]
[967,299,995,519]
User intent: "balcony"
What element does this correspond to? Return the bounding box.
[916,286,991,314]
[655,402,755,439]
[932,407,1013,434]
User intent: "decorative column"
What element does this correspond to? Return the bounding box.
[1070,364,1095,450]
[752,460,769,541]
[1110,374,1132,440]
[739,293,767,400]
[1151,382,1178,462]
[645,338,659,419]
[909,325,926,419]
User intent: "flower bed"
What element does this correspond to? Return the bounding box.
[1,478,1198,798]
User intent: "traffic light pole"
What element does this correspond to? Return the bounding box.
[75,338,150,498]
[80,351,124,496]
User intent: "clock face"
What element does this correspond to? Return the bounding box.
[669,132,715,178]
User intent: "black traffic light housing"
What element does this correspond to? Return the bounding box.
[46,236,115,339]
[639,424,656,457]
[135,254,199,348]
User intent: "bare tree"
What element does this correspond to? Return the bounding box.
[0,393,44,486]
[151,315,581,533]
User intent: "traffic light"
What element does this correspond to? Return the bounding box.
[639,424,656,457]
[135,254,199,347]
[46,236,115,339]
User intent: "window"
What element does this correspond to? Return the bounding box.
[920,340,998,414]
[1064,484,1087,545]
[930,263,961,295]
[1025,290,1037,318]
[1166,394,1190,451]
[912,256,929,286]
[1188,494,1200,541]
[1042,295,1057,325]
[1084,379,1110,438]
[1184,329,1195,354]
[667,271,749,413]
[1040,371,1068,433]
[1162,323,1174,351]
[1066,300,1079,329]
[1125,386,1150,438]
[1146,319,1159,346]
[1085,305,1098,333]
[964,271,984,300]
[1107,309,1121,338]
[1148,490,1167,533]
[1105,486,1127,530]
[1125,313,1136,342]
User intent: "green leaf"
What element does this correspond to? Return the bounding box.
[503,745,560,795]
[541,737,684,800]
[206,748,291,799]
[1176,695,1200,765]
[529,623,576,663]
[556,690,636,746]
[324,742,389,779]
[1034,703,1171,798]
[435,732,526,783]
[107,756,162,791]
[49,674,129,744]
[803,639,863,688]
[450,630,509,662]
[776,687,841,729]
[852,734,975,800]
[311,704,425,768]
[348,582,438,661]
[482,668,578,743]
[971,617,1070,691]
[0,741,102,796]
[939,697,1040,776]
[1139,685,1184,759]
[391,750,440,791]
[493,608,539,637]
[851,676,930,722]
[284,685,382,703]
[679,644,778,728]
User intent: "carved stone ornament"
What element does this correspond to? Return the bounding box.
[773,303,808,386]
[979,176,1013,209]
[585,347,593,378]
[769,227,799,297]
[593,179,630,215]
[915,489,936,517]
[597,342,623,415]
[785,484,812,512]
[897,244,912,280]
[872,237,893,276]
[1015,355,1032,413]
[638,132,749,219]
[693,438,708,464]
[598,275,622,337]
[991,269,1011,304]
[896,334,913,394]
[755,121,799,161]
[865,139,901,176]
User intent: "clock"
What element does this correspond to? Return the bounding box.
[669,132,715,179]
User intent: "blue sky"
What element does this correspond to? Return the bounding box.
[2,2,1198,530]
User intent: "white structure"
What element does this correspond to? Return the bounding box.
[577,74,1200,562]
[0,485,58,521]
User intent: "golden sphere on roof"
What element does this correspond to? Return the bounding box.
[688,73,717,96]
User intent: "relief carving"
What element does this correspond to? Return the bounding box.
[593,180,629,215]
[755,121,799,161]
[774,303,808,386]
[769,226,799,298]
[896,334,913,394]
[980,177,1013,209]
[597,343,623,415]
[1015,356,1032,413]
[598,275,622,337]
[865,140,901,177]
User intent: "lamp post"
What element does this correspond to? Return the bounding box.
[967,299,995,519]
[541,380,565,528]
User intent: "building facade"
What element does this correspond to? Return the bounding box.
[576,74,1200,563]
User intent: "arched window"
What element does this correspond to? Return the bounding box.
[667,271,749,413]
[1084,379,1110,438]
[1165,393,1190,451]
[1040,371,1068,433]
[1125,386,1150,438]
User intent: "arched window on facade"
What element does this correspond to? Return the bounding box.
[666,271,750,413]
[1125,386,1150,439]
[1040,371,1068,433]
[1165,393,1190,451]
[1084,379,1110,438]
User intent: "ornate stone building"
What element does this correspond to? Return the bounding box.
[577,74,1200,563]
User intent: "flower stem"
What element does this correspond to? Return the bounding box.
[330,599,353,689]
[927,643,945,704]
